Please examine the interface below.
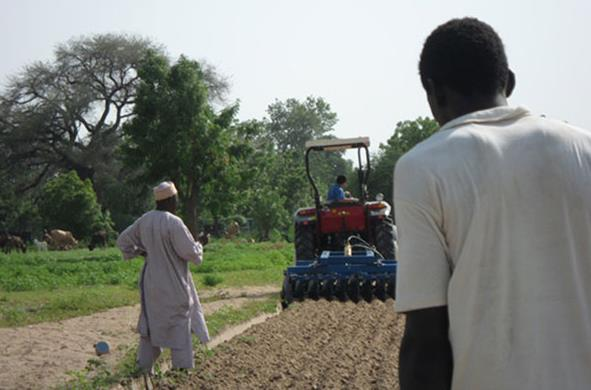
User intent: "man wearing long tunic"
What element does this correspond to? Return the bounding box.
[117,181,210,371]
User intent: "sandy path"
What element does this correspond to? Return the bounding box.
[0,285,279,390]
[168,299,405,390]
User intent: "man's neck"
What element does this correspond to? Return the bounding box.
[440,94,508,127]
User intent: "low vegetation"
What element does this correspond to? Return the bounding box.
[0,240,291,327]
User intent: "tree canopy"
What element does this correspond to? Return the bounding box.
[38,171,113,240]
[122,52,238,235]
[369,117,438,204]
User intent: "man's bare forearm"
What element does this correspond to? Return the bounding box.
[399,306,453,390]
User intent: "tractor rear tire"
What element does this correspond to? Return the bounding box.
[375,217,396,260]
[295,223,316,261]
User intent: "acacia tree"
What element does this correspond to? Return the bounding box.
[122,52,237,235]
[0,33,229,189]
[0,34,160,190]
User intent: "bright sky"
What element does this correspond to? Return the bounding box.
[1,0,590,149]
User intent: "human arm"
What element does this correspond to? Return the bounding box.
[171,218,204,265]
[394,155,453,389]
[400,307,453,390]
[116,220,146,260]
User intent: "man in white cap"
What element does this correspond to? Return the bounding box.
[117,181,210,373]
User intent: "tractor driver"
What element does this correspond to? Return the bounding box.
[327,175,356,203]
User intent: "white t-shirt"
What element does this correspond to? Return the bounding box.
[394,106,591,390]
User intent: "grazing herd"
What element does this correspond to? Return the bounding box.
[0,228,110,254]
[1,222,244,254]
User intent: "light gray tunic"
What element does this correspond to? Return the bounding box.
[117,210,210,349]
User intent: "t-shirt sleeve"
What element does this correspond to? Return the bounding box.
[394,154,451,312]
[337,187,345,200]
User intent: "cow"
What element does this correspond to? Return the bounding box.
[88,230,108,251]
[33,239,48,251]
[225,221,241,239]
[44,229,78,250]
[0,233,27,253]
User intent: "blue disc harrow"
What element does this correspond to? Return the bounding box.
[280,250,397,308]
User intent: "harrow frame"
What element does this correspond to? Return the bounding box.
[281,249,397,308]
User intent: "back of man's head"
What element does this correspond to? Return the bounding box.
[336,175,347,185]
[419,18,509,97]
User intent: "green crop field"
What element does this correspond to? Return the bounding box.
[0,240,292,327]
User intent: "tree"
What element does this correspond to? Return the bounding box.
[122,52,237,235]
[262,96,351,212]
[369,117,438,204]
[248,185,290,241]
[0,33,230,229]
[265,96,337,153]
[0,34,160,188]
[37,171,113,240]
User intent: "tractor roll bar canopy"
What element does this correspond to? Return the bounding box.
[305,137,370,152]
[304,137,371,210]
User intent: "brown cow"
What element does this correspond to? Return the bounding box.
[44,229,78,250]
[225,221,241,239]
[88,230,108,251]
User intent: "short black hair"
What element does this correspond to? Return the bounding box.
[336,175,347,185]
[419,18,509,96]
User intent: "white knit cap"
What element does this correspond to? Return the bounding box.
[153,181,178,201]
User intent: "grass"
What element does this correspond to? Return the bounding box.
[0,240,292,327]
[58,296,279,389]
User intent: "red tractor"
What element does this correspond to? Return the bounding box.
[293,137,396,262]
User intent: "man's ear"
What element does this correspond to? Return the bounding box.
[426,78,446,107]
[505,70,516,98]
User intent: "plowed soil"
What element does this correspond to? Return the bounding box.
[175,299,404,390]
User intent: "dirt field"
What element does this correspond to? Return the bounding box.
[173,299,404,390]
[0,286,279,390]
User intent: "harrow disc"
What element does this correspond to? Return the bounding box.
[280,276,294,309]
[335,278,348,302]
[348,276,361,303]
[361,279,374,303]
[320,279,335,301]
[307,279,320,300]
[386,275,396,299]
[374,279,387,302]
[294,279,308,301]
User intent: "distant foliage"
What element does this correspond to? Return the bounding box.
[369,117,438,204]
[38,171,114,240]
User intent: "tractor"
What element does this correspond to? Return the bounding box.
[281,137,397,308]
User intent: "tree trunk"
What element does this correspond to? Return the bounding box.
[184,183,200,238]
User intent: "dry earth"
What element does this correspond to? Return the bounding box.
[172,299,404,390]
[0,285,279,390]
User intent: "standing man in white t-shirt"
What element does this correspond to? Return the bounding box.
[395,18,591,390]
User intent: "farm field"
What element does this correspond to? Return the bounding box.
[0,240,292,327]
[157,299,404,389]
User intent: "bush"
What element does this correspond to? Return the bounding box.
[37,171,114,240]
[202,274,224,287]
